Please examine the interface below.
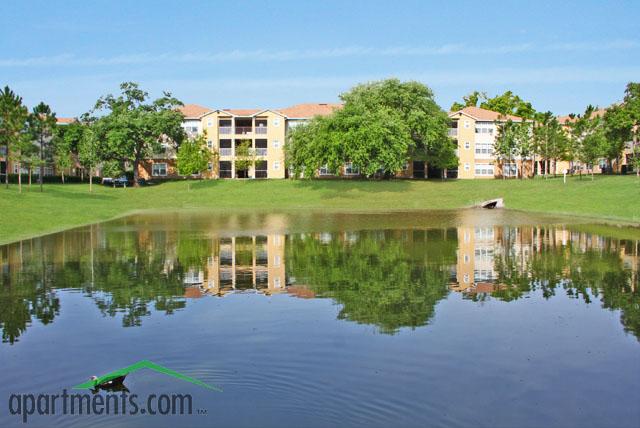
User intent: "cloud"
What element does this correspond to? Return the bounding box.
[0,40,637,67]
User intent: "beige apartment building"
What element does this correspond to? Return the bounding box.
[139,103,341,180]
[448,106,531,179]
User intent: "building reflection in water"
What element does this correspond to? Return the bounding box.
[0,215,638,342]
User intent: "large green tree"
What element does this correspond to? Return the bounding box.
[286,79,453,178]
[177,133,214,187]
[532,112,569,176]
[450,91,487,111]
[91,82,185,187]
[0,86,29,189]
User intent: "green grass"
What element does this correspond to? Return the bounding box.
[1,175,639,244]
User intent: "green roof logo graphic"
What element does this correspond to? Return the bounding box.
[73,359,222,392]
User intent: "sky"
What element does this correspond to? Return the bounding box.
[1,0,639,117]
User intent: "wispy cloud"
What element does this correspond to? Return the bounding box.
[1,40,637,67]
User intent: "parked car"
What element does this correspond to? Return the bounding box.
[102,176,129,187]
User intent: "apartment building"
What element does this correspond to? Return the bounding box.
[0,117,75,179]
[140,103,341,180]
[448,106,530,179]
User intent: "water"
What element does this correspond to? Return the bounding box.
[0,210,638,427]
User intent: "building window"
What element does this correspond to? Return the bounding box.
[273,139,280,149]
[152,163,168,177]
[207,140,213,148]
[475,143,493,155]
[344,162,359,175]
[464,163,470,171]
[464,120,470,128]
[273,118,280,127]
[464,142,470,149]
[273,160,280,170]
[319,164,331,176]
[207,162,213,171]
[503,163,518,177]
[207,119,212,127]
[474,163,494,176]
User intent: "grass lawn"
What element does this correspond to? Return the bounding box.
[0,175,638,244]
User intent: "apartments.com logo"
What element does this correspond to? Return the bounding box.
[7,360,222,423]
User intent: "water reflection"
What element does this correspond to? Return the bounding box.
[0,213,638,344]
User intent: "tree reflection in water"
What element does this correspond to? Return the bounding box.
[0,219,637,344]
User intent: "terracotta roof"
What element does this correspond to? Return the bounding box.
[221,109,261,116]
[56,117,75,124]
[178,104,212,119]
[278,103,343,118]
[450,106,523,122]
[558,108,606,125]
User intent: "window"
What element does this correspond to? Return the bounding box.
[207,162,213,171]
[274,255,281,267]
[207,119,212,127]
[272,139,280,149]
[219,161,232,178]
[152,163,167,177]
[464,163,470,171]
[319,164,331,176]
[464,142,470,149]
[207,140,213,149]
[475,143,493,156]
[273,118,280,127]
[464,120,470,128]
[474,163,494,176]
[255,160,268,178]
[503,163,518,177]
[344,162,359,175]
[273,160,280,170]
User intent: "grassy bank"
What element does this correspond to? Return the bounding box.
[0,175,638,244]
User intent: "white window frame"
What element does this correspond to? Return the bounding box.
[474,163,494,176]
[273,118,280,127]
[464,142,470,150]
[503,163,518,177]
[152,163,168,177]
[464,163,470,171]
[319,164,331,176]
[344,162,359,176]
[272,139,280,149]
[273,160,280,170]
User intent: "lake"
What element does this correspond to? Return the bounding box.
[1,210,638,427]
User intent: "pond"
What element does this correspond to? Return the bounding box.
[0,210,638,427]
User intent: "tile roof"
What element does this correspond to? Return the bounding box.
[450,106,523,122]
[221,109,261,116]
[178,104,212,119]
[557,108,606,124]
[278,103,343,118]
[56,117,75,124]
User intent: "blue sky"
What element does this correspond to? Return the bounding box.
[1,0,638,117]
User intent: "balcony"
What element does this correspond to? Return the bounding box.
[235,126,253,135]
[255,126,268,135]
[219,148,233,157]
[219,126,232,135]
[255,148,268,156]
[448,128,458,137]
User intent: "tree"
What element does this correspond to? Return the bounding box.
[286,79,453,178]
[0,86,29,189]
[450,91,487,111]
[52,130,73,184]
[532,112,569,176]
[481,90,537,120]
[234,140,255,177]
[494,120,519,179]
[177,133,213,188]
[622,83,640,176]
[29,102,57,192]
[91,82,185,187]
[569,106,606,180]
[77,125,101,192]
[9,131,36,192]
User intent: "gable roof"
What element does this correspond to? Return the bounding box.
[222,109,261,116]
[179,104,212,119]
[449,106,523,122]
[56,117,75,125]
[278,103,343,119]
